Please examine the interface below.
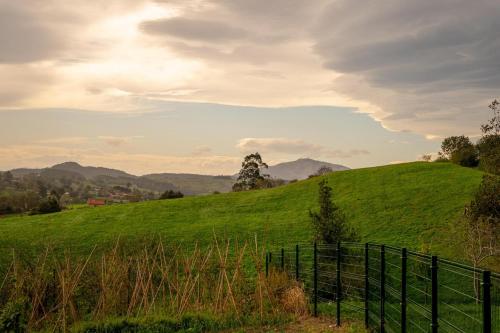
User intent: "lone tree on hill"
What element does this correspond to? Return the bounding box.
[232,153,269,192]
[440,135,478,167]
[309,179,357,244]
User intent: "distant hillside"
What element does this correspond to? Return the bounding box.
[0,162,484,261]
[8,158,348,195]
[52,162,134,179]
[266,158,349,180]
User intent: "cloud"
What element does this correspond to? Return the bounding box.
[141,17,248,41]
[0,3,64,63]
[97,136,143,147]
[37,137,90,145]
[311,0,500,137]
[191,145,213,156]
[236,137,369,158]
[0,144,240,175]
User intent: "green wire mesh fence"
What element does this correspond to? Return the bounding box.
[267,242,499,333]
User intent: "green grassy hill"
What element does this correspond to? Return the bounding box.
[0,162,484,259]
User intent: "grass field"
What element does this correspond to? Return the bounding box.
[0,162,484,259]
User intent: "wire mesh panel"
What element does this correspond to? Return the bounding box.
[340,242,366,321]
[438,259,483,333]
[267,242,499,332]
[385,246,402,333]
[406,251,432,333]
[367,243,382,330]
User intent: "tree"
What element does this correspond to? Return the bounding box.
[36,197,61,214]
[481,99,500,135]
[308,166,333,178]
[440,135,478,167]
[421,154,432,162]
[462,175,499,297]
[232,153,269,191]
[159,190,184,199]
[309,180,357,244]
[478,99,500,175]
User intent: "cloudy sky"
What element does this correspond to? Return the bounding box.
[0,0,498,175]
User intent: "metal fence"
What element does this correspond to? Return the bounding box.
[266,242,499,333]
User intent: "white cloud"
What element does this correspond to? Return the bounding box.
[97,135,143,147]
[236,137,369,158]
[37,136,90,145]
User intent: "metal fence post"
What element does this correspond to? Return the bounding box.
[431,256,438,333]
[482,271,491,333]
[401,248,407,333]
[364,243,369,328]
[281,247,284,270]
[314,242,318,317]
[295,244,299,281]
[337,241,342,326]
[265,252,269,277]
[380,245,385,333]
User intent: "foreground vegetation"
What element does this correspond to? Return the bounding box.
[0,162,484,261]
[0,237,309,332]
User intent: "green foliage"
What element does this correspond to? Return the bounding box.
[466,175,500,221]
[309,179,357,244]
[36,196,61,214]
[450,144,479,167]
[159,190,184,200]
[72,313,223,333]
[233,153,269,191]
[0,162,485,260]
[477,134,500,175]
[440,135,478,167]
[0,298,28,332]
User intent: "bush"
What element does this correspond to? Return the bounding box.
[0,298,28,332]
[450,145,479,167]
[36,197,61,214]
[159,190,184,200]
[477,134,500,175]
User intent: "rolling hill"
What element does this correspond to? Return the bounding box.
[266,158,349,180]
[0,162,484,261]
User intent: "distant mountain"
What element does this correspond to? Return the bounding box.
[8,158,349,195]
[52,162,134,179]
[266,158,349,180]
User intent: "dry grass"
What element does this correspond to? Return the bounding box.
[0,236,308,332]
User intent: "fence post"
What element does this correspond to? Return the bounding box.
[281,247,284,270]
[295,244,299,281]
[401,248,407,333]
[314,242,318,317]
[265,252,269,277]
[482,271,491,333]
[431,256,438,333]
[337,241,342,326]
[364,243,369,328]
[380,245,385,333]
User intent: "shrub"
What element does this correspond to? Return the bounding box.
[159,190,184,200]
[36,196,61,214]
[0,298,28,333]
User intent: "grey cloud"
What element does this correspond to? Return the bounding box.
[310,0,500,137]
[0,3,64,63]
[141,17,248,41]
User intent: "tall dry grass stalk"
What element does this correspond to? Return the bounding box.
[0,235,305,332]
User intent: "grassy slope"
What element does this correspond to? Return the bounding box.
[0,162,484,259]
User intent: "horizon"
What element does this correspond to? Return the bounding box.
[1,1,499,174]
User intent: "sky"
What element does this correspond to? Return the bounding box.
[0,0,498,175]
